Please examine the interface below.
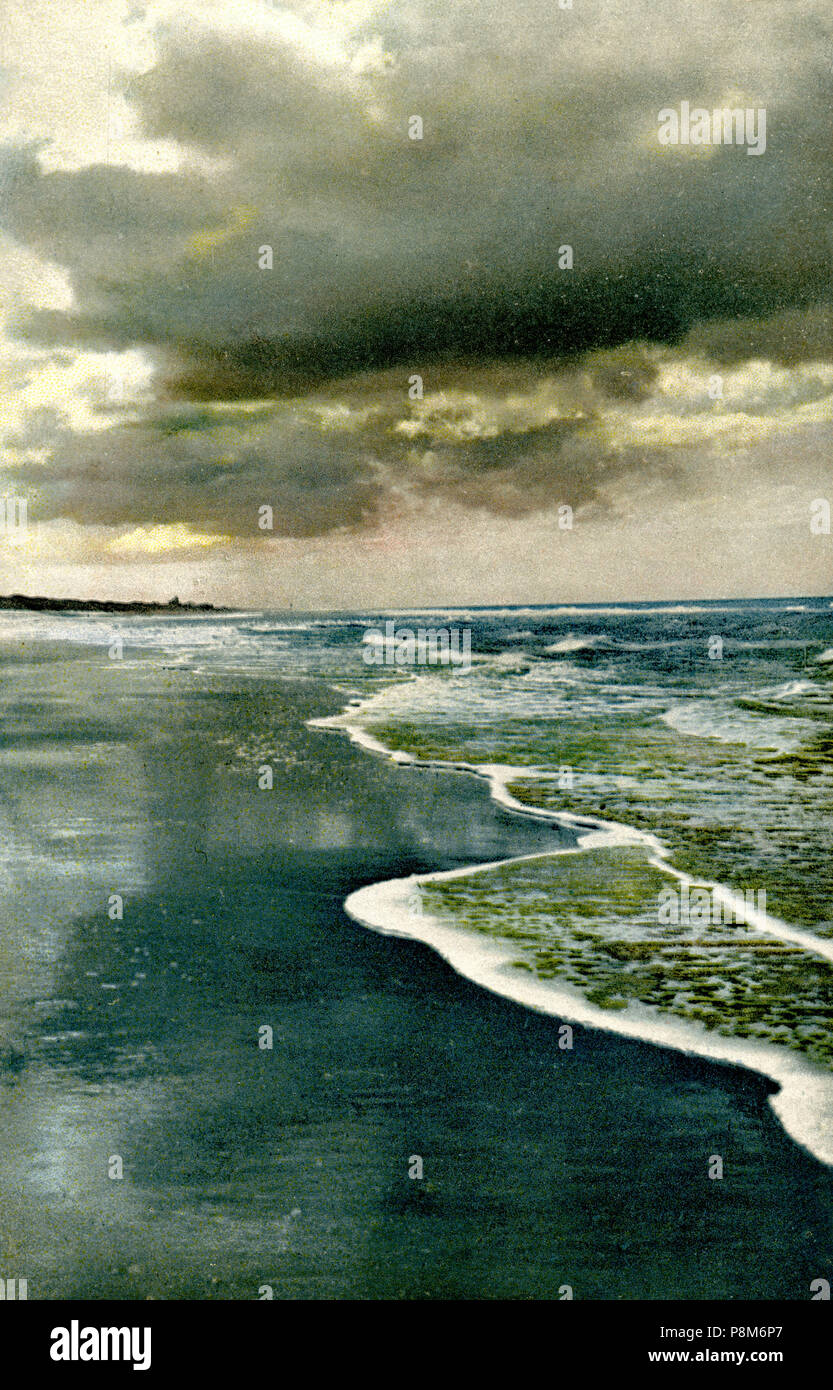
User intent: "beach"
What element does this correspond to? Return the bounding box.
[1,619,832,1298]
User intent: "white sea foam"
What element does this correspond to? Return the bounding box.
[761,679,818,700]
[544,634,609,654]
[345,868,833,1167]
[660,699,810,752]
[316,692,833,1166]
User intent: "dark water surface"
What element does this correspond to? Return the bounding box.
[0,644,831,1299]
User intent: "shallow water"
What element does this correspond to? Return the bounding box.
[0,639,832,1299]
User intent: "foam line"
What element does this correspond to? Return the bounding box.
[310,698,833,1165]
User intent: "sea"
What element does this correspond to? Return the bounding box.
[0,596,831,1299]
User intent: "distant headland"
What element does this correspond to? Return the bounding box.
[0,594,221,614]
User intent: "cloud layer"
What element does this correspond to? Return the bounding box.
[0,0,830,599]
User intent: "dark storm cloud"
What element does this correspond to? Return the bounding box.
[2,1,831,388]
[684,303,833,369]
[7,382,605,536]
[1,0,831,540]
[13,343,828,540]
[11,408,384,536]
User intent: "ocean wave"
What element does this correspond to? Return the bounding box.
[242,621,322,633]
[761,679,819,700]
[736,680,833,724]
[660,700,812,752]
[543,633,610,655]
[530,603,775,618]
[346,868,833,1168]
[326,708,833,1167]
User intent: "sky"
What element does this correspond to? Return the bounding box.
[0,0,831,608]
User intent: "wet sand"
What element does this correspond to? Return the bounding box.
[0,643,832,1298]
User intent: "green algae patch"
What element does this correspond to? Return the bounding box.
[360,664,833,947]
[419,846,833,1070]
[362,709,833,939]
[365,717,565,767]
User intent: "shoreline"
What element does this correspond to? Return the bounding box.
[311,700,833,1168]
[2,620,831,1298]
[0,595,223,615]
